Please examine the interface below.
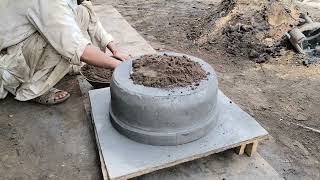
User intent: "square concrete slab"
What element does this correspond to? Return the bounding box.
[89,88,269,180]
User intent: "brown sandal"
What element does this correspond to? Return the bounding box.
[33,88,70,105]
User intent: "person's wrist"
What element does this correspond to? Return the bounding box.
[111,48,119,55]
[106,41,118,54]
[104,46,109,53]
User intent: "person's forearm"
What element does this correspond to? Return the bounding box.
[81,45,120,69]
[105,42,131,61]
[106,41,118,54]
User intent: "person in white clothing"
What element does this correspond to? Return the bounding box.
[0,0,129,104]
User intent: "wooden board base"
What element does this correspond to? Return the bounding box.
[89,88,270,179]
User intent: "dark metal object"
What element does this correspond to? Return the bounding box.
[286,13,320,64]
[287,13,320,54]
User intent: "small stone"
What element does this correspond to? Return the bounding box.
[241,25,253,32]
[249,50,259,58]
[279,49,286,56]
[256,56,266,63]
[284,6,291,13]
[1,154,8,161]
[295,114,308,121]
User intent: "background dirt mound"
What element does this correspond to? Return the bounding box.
[130,54,207,88]
[82,64,113,82]
[190,0,300,63]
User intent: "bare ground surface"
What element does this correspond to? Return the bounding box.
[0,76,102,179]
[94,0,320,179]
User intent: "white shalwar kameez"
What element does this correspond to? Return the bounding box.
[0,0,113,101]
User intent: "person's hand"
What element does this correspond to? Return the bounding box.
[112,50,132,61]
[81,45,123,70]
[105,42,132,61]
[109,56,122,69]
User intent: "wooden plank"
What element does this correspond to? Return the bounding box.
[245,140,259,157]
[234,144,246,155]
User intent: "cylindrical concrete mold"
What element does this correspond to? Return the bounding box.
[109,52,219,146]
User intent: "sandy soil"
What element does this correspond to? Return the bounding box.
[131,54,207,88]
[82,64,113,82]
[93,0,320,179]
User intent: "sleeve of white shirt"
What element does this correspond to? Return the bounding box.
[79,1,113,50]
[95,17,114,50]
[26,0,90,65]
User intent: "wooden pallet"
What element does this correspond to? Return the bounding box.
[234,140,260,156]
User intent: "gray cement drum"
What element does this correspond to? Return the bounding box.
[109,52,219,146]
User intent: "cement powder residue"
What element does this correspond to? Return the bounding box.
[130,54,208,88]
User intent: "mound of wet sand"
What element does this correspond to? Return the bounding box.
[189,0,301,63]
[130,54,208,88]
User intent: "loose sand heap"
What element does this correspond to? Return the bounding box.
[81,64,113,82]
[130,54,208,88]
[189,0,301,63]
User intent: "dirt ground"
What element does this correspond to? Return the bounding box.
[0,76,102,179]
[94,0,320,179]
